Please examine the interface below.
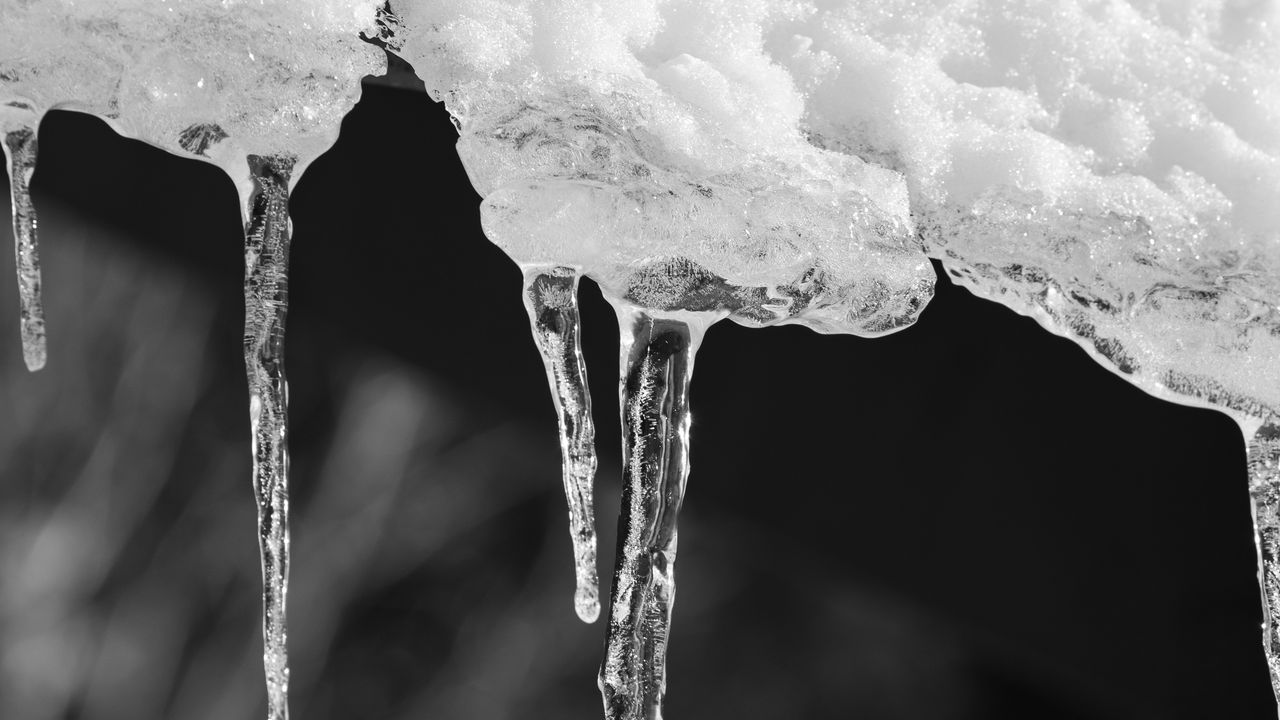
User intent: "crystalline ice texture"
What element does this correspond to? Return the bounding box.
[601,304,708,720]
[0,0,384,172]
[2,118,46,371]
[394,0,936,336]
[242,152,297,720]
[3,5,384,719]
[6,0,1280,716]
[522,265,602,623]
[389,1,1280,712]
[772,0,1280,422]
[394,0,1280,417]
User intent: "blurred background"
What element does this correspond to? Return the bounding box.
[0,61,1274,720]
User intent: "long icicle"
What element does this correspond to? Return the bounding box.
[3,119,47,371]
[239,152,297,720]
[1248,420,1280,714]
[600,305,708,720]
[522,265,601,623]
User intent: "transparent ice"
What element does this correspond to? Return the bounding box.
[1,2,383,716]
[522,265,602,623]
[1251,421,1280,694]
[1,112,45,371]
[241,152,298,720]
[3,0,1280,717]
[600,306,710,720]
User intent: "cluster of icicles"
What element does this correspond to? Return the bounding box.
[2,115,719,719]
[6,53,1280,720]
[5,122,301,717]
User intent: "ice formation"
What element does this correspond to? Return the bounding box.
[1,2,384,718]
[4,0,1280,718]
[602,305,708,720]
[242,153,300,720]
[522,266,603,623]
[1,121,44,371]
[399,0,934,337]
[391,0,1280,715]
[394,0,1280,414]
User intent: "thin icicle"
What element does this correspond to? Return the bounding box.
[2,120,46,371]
[600,305,710,720]
[522,265,601,623]
[1248,420,1280,712]
[239,152,296,720]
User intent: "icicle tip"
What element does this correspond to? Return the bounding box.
[576,585,601,624]
[22,340,45,372]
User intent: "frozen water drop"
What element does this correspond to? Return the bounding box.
[2,122,47,371]
[522,265,601,623]
[600,303,712,720]
[239,152,296,720]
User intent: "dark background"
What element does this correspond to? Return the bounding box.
[0,63,1271,719]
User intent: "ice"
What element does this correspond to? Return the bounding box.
[1,112,46,371]
[0,0,384,170]
[395,1,936,338]
[386,0,1280,711]
[601,304,713,720]
[391,0,1280,417]
[241,152,297,720]
[1251,421,1280,702]
[770,0,1280,421]
[5,0,1280,716]
[2,4,385,715]
[521,265,602,623]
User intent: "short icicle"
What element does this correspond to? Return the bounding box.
[600,304,711,720]
[522,265,601,623]
[2,116,47,371]
[239,152,297,720]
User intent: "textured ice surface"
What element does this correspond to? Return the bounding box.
[522,266,602,623]
[394,0,935,337]
[2,124,45,371]
[241,153,297,720]
[776,0,1280,422]
[0,0,383,169]
[6,0,1280,717]
[389,7,1280,710]
[394,0,1280,419]
[3,5,383,718]
[601,305,706,720]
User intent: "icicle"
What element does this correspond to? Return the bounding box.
[1248,420,1280,712]
[600,305,710,720]
[239,152,297,720]
[2,120,47,371]
[522,265,601,623]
